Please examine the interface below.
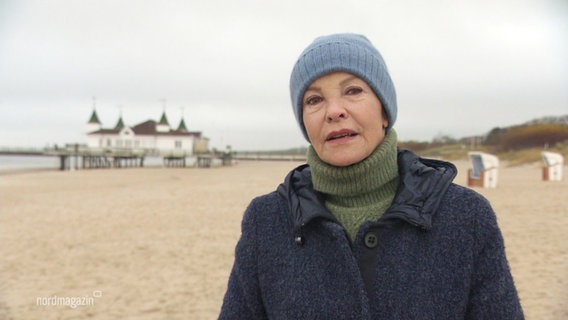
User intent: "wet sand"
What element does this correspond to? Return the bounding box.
[0,160,566,319]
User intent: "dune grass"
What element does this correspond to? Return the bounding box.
[414,141,568,167]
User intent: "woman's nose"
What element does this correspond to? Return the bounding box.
[326,99,348,122]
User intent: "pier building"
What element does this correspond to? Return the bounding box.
[86,109,209,156]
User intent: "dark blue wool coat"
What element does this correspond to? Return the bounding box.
[219,150,524,319]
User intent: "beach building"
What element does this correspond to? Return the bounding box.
[86,109,209,156]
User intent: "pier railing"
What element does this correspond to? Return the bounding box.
[233,152,306,162]
[0,146,217,170]
[0,146,307,170]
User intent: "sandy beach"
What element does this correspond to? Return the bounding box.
[0,159,566,319]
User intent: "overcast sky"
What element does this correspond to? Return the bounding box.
[0,0,566,151]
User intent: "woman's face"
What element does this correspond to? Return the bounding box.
[302,72,388,167]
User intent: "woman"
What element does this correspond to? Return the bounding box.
[219,33,524,319]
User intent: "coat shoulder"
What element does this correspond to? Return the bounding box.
[432,183,497,231]
[444,183,493,212]
[243,191,292,232]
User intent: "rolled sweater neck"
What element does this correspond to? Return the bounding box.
[307,130,400,241]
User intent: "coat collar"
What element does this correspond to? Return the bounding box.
[277,149,457,233]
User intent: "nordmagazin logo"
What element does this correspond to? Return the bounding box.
[36,291,102,309]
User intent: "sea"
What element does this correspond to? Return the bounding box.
[0,155,60,173]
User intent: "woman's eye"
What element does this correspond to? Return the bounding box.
[346,87,363,95]
[305,96,322,106]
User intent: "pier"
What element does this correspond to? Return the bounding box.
[232,152,306,162]
[0,144,233,170]
[45,146,146,171]
[0,145,309,172]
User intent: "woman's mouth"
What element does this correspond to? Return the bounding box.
[326,130,358,142]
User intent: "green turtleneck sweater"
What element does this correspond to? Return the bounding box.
[307,130,400,242]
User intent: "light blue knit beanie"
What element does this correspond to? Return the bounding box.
[290,33,397,141]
